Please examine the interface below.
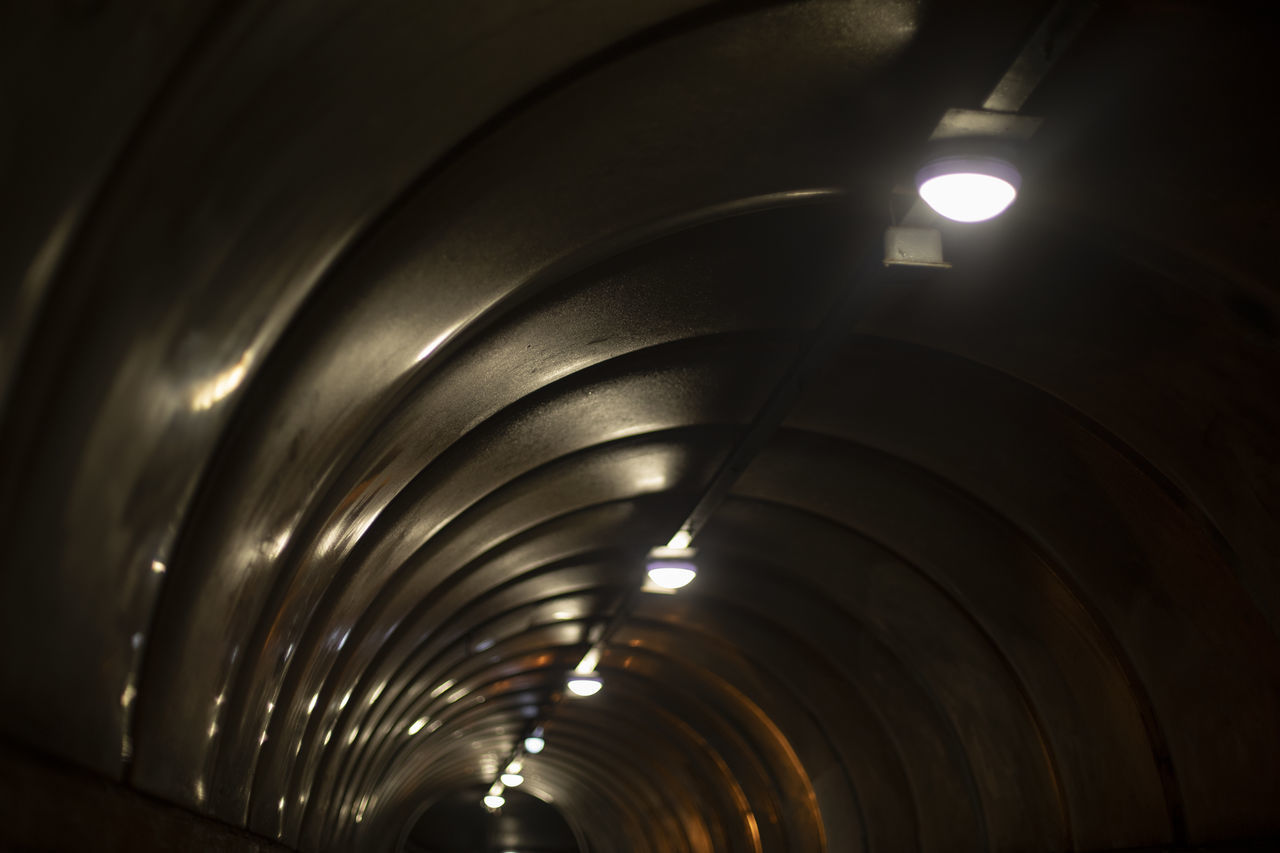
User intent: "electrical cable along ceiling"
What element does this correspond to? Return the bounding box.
[1,1,1278,852]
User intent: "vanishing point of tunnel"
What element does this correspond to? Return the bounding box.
[1,1,1278,852]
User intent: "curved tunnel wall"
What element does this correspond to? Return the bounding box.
[2,1,1278,851]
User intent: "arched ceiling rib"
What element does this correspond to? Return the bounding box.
[2,1,1278,852]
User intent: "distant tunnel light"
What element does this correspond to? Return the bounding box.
[916,155,1020,222]
[500,772,524,787]
[524,735,546,753]
[566,672,603,697]
[646,546,697,590]
[483,794,506,809]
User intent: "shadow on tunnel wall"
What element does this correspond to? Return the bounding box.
[2,0,1280,852]
[403,787,581,853]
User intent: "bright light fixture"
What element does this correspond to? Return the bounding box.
[647,562,696,589]
[524,735,545,753]
[500,772,524,787]
[406,718,426,735]
[566,672,603,697]
[916,155,1020,222]
[646,546,697,589]
[483,794,505,809]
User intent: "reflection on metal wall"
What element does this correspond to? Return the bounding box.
[1,1,1278,851]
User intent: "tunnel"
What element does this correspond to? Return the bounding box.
[2,1,1278,851]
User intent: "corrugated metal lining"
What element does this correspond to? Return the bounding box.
[1,1,1278,851]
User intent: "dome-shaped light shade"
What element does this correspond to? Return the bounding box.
[566,673,603,697]
[916,156,1020,222]
[646,560,697,589]
[523,735,545,753]
[500,773,524,787]
[483,794,505,809]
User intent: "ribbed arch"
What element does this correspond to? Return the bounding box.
[3,3,1278,853]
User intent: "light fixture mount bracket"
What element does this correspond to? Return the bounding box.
[928,108,1041,144]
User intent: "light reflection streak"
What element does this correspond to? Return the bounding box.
[190,350,253,411]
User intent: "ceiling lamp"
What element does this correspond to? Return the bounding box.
[566,672,603,697]
[483,794,505,809]
[500,772,524,787]
[915,155,1020,222]
[524,726,545,753]
[645,546,697,590]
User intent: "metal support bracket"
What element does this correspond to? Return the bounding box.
[884,226,950,268]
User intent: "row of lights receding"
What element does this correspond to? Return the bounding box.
[482,542,698,810]
[481,723,547,808]
[486,152,1012,799]
[484,159,1018,812]
[482,156,1018,812]
[563,544,697,699]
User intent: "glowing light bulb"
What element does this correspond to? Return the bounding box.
[501,772,524,787]
[646,563,697,589]
[524,735,545,753]
[567,673,603,697]
[645,546,698,590]
[916,156,1020,222]
[407,718,426,735]
[483,794,505,809]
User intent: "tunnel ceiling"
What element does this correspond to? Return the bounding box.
[2,1,1278,852]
